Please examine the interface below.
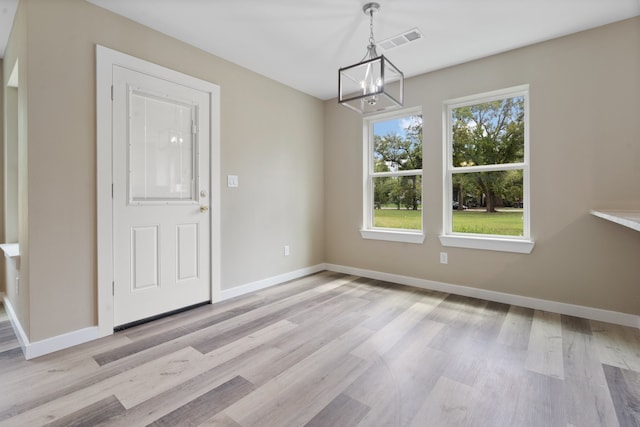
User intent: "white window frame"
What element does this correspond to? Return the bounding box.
[360,107,425,244]
[440,85,534,254]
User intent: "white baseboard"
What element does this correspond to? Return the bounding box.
[4,261,636,360]
[25,327,99,360]
[1,264,324,360]
[325,263,640,329]
[3,296,99,360]
[220,264,326,301]
[3,296,28,356]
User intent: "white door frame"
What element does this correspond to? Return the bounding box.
[96,45,221,337]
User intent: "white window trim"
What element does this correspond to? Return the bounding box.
[439,234,534,254]
[440,85,534,254]
[361,229,426,244]
[361,107,425,244]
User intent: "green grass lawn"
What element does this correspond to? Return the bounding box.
[373,209,422,230]
[373,209,523,236]
[452,210,523,236]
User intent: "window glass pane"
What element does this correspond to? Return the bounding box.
[373,175,422,230]
[452,96,524,167]
[451,170,523,236]
[373,115,422,172]
[130,91,196,202]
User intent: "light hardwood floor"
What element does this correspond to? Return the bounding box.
[0,272,639,426]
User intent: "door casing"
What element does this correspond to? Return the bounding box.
[96,45,221,337]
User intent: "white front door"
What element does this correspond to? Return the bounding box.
[112,65,211,327]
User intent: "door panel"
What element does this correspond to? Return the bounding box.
[131,226,160,291]
[177,223,199,281]
[113,65,211,326]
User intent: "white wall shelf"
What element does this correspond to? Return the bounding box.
[590,210,640,232]
[0,243,19,258]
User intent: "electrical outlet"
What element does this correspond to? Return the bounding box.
[440,252,448,264]
[284,245,290,256]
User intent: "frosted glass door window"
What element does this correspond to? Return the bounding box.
[129,90,197,202]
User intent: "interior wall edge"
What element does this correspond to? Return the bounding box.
[2,295,27,357]
[4,293,100,360]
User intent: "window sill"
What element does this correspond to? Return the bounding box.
[439,234,534,254]
[361,229,426,244]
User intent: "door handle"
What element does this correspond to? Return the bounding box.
[200,206,209,213]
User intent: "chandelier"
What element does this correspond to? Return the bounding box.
[338,2,404,115]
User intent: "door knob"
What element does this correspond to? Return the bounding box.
[200,206,209,213]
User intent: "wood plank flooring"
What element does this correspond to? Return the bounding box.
[0,271,639,426]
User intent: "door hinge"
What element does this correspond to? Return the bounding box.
[112,281,115,296]
[111,85,114,101]
[111,183,114,198]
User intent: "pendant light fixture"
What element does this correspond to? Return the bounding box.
[338,2,404,115]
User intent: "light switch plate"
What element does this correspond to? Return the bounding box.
[227,175,239,188]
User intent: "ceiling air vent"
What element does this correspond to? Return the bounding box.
[378,28,424,51]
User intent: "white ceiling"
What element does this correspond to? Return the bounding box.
[2,1,640,100]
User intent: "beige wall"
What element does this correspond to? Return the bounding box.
[3,0,29,334]
[325,17,640,316]
[8,0,325,342]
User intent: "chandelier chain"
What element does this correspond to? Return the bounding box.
[368,8,375,46]
[360,4,379,62]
